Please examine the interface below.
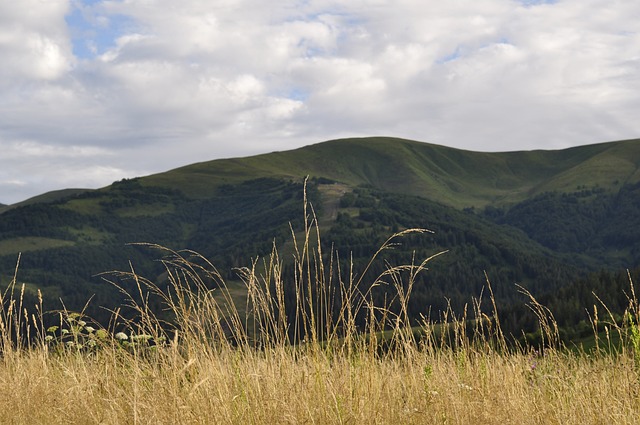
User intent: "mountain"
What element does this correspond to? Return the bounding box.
[145,136,640,207]
[1,136,639,336]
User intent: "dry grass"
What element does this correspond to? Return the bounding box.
[1,192,640,424]
[1,332,638,424]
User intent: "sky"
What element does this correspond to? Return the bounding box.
[0,0,639,204]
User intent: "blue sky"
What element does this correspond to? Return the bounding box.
[66,2,133,59]
[0,0,639,204]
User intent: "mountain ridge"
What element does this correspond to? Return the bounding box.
[0,188,92,214]
[5,136,639,210]
[140,136,640,209]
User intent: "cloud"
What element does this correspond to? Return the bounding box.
[0,0,639,203]
[0,0,75,83]
[0,138,131,204]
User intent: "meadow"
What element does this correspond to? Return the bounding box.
[1,203,639,424]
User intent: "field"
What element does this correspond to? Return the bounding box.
[1,331,638,424]
[1,207,640,424]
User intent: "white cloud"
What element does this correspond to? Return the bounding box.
[0,0,639,203]
[0,0,74,83]
[1,140,114,159]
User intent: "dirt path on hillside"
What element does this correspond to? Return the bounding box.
[317,183,351,228]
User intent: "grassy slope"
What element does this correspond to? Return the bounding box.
[1,137,637,214]
[0,237,75,256]
[142,137,640,209]
[0,189,92,214]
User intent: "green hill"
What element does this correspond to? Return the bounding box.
[1,136,640,338]
[144,137,640,208]
[0,189,91,214]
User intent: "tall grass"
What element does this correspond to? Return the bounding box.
[1,193,640,424]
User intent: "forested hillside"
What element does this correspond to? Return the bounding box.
[1,137,640,340]
[0,177,309,324]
